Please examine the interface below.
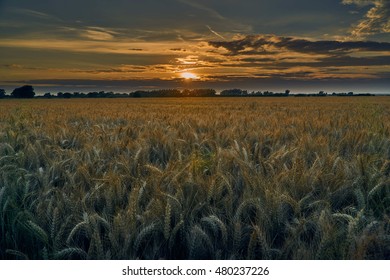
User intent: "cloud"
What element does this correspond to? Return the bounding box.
[81,26,119,41]
[0,38,188,56]
[204,34,390,82]
[82,30,114,41]
[170,48,187,52]
[342,0,375,6]
[2,64,43,70]
[206,25,226,40]
[342,0,390,38]
[209,34,390,55]
[9,8,62,21]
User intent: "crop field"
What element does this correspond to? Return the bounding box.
[0,97,389,260]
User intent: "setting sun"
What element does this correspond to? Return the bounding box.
[181,72,199,80]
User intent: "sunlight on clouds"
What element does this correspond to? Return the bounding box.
[176,56,199,65]
[342,0,390,38]
[1,31,389,85]
[81,27,120,41]
[83,30,114,41]
[0,38,188,55]
[180,71,199,80]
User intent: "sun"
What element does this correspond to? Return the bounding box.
[181,72,199,80]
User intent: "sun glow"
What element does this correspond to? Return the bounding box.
[181,72,199,80]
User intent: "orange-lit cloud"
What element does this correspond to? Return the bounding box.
[81,27,119,41]
[343,0,390,38]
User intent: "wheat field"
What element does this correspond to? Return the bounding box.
[0,97,389,260]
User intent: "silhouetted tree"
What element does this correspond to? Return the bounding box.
[220,89,246,96]
[63,92,72,98]
[43,92,52,98]
[0,89,5,98]
[318,91,327,96]
[87,91,99,98]
[11,85,35,98]
[191,89,216,97]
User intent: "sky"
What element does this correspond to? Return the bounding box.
[0,0,389,94]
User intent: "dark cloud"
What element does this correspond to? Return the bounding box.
[79,66,148,74]
[207,34,389,85]
[209,34,390,55]
[219,56,389,72]
[170,48,187,52]
[2,64,43,70]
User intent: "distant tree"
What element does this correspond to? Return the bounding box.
[192,89,216,97]
[181,89,216,97]
[43,92,52,98]
[220,89,245,96]
[0,89,5,98]
[263,91,274,96]
[252,91,263,96]
[87,91,98,98]
[131,91,145,98]
[11,85,35,98]
[63,92,72,98]
[318,91,327,96]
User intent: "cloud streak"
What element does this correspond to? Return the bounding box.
[206,25,226,40]
[0,38,189,55]
[9,8,62,21]
[77,26,122,41]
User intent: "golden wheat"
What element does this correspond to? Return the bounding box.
[0,97,389,259]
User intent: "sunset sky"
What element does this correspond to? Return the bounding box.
[0,0,389,94]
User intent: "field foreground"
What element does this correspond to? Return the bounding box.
[0,97,389,259]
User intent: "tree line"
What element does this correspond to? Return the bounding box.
[0,86,216,99]
[0,85,375,99]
